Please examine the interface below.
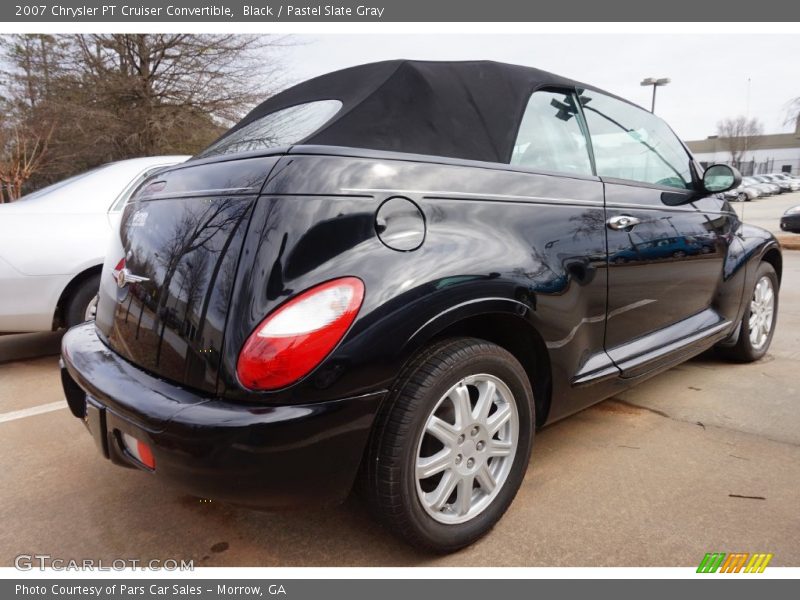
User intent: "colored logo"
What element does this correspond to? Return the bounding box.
[697,552,773,573]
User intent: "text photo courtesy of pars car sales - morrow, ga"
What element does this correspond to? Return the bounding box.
[0,11,799,593]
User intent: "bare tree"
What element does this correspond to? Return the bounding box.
[0,35,65,197]
[716,116,764,167]
[0,124,53,202]
[0,35,68,109]
[0,33,287,195]
[71,34,286,156]
[786,98,800,133]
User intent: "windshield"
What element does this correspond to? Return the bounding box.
[196,100,343,159]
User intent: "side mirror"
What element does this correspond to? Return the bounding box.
[703,164,741,194]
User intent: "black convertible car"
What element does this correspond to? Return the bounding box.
[61,60,781,552]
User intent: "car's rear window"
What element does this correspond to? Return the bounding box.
[197,100,343,158]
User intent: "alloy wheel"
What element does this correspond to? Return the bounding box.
[749,275,775,351]
[415,374,519,525]
[84,294,99,321]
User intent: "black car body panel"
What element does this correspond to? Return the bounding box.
[62,60,782,508]
[222,151,611,419]
[62,323,383,507]
[95,155,283,393]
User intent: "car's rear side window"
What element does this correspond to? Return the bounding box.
[511,90,594,176]
[579,91,693,190]
[197,100,343,158]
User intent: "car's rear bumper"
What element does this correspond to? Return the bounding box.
[60,322,385,508]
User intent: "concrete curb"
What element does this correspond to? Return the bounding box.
[777,235,800,251]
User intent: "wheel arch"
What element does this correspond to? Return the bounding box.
[397,300,553,428]
[53,264,103,329]
[761,246,782,284]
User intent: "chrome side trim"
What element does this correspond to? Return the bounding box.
[340,188,734,215]
[141,187,259,200]
[606,201,735,216]
[342,187,601,207]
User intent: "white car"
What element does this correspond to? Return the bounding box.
[723,183,760,202]
[0,156,189,333]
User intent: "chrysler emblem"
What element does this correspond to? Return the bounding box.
[117,268,149,289]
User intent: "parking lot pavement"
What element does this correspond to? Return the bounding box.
[731,190,800,236]
[1,254,799,568]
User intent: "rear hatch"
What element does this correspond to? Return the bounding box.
[95,155,281,393]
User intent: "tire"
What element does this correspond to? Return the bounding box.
[63,274,101,329]
[361,337,534,552]
[719,262,779,363]
[737,193,747,202]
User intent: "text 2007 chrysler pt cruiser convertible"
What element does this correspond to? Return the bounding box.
[61,60,781,552]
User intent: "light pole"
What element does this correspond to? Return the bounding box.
[744,77,751,173]
[640,77,670,113]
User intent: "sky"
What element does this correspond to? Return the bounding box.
[277,34,800,142]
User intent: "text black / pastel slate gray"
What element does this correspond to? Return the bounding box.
[3,0,800,22]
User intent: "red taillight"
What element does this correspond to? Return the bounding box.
[237,277,365,390]
[137,442,155,469]
[111,257,125,281]
[122,433,155,469]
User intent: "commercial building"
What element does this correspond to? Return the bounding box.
[686,117,800,175]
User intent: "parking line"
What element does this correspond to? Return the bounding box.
[0,401,66,424]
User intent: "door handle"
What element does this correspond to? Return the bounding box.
[607,215,641,230]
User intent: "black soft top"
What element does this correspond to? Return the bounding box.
[221,60,610,164]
